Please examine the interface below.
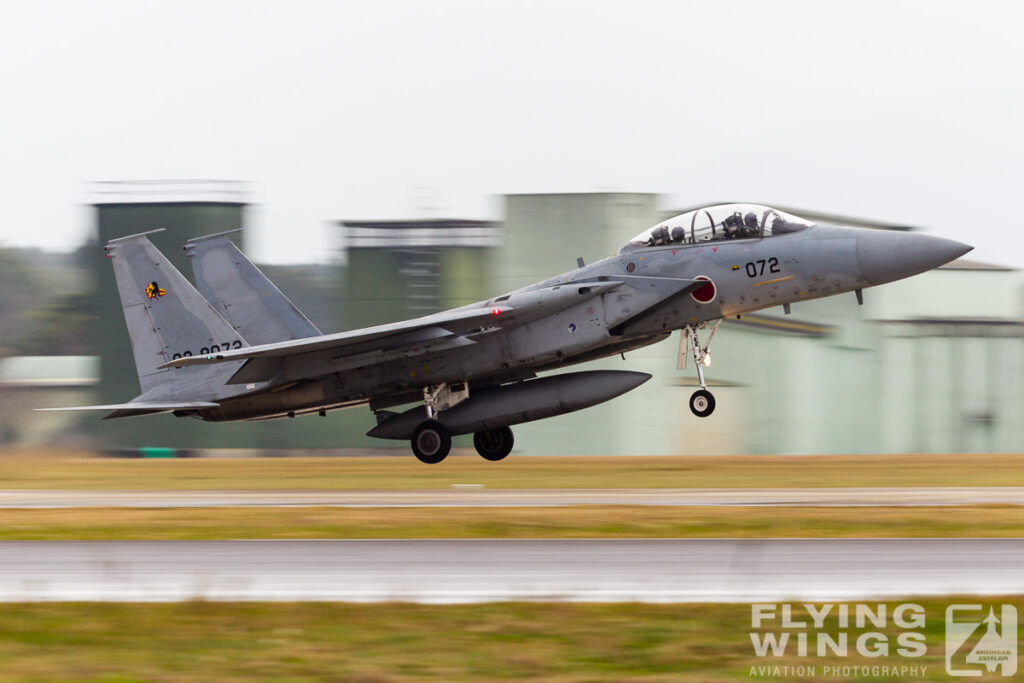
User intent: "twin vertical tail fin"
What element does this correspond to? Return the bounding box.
[105,230,248,395]
[41,229,318,418]
[185,230,322,345]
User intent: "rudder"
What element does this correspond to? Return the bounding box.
[185,230,322,345]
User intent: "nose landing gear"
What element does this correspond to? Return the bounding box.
[689,389,716,418]
[679,320,721,418]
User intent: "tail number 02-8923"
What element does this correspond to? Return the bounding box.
[744,258,780,278]
[170,340,243,361]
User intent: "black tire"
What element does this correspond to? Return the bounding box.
[473,426,514,462]
[411,420,451,464]
[689,389,716,418]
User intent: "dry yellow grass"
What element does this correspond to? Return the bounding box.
[1,450,1023,490]
[0,504,1022,540]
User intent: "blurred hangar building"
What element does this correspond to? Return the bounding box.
[0,356,98,445]
[338,218,499,327]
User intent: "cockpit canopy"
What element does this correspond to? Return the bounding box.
[622,204,812,252]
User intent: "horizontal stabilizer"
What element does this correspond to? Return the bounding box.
[36,402,219,420]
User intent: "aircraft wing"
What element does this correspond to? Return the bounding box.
[157,280,630,374]
[36,402,220,420]
[157,305,514,371]
[151,277,694,385]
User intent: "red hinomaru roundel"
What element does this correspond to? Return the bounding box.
[690,276,716,304]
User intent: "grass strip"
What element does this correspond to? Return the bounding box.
[0,505,1021,540]
[2,451,1024,490]
[0,598,1020,681]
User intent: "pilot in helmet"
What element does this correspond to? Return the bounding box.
[650,226,670,246]
[742,212,759,237]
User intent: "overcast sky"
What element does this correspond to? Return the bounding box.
[2,0,1023,272]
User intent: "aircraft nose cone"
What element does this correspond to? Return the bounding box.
[857,230,972,286]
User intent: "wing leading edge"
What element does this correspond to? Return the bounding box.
[156,304,513,371]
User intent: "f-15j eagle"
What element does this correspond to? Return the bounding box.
[42,203,970,463]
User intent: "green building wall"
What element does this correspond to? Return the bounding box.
[439,248,495,309]
[501,193,659,290]
[339,250,408,328]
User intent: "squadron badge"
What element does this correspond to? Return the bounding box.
[145,281,166,299]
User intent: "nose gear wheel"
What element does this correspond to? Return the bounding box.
[689,389,716,418]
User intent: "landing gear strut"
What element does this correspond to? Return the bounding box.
[680,320,721,418]
[473,426,514,461]
[410,382,470,463]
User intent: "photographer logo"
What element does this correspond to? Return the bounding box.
[945,604,1017,677]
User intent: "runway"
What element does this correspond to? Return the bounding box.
[1,487,1023,508]
[0,538,1021,602]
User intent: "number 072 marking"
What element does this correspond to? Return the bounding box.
[744,258,780,278]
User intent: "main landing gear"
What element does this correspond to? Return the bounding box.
[409,382,515,464]
[680,320,721,418]
[409,421,516,464]
[473,426,514,462]
[410,383,463,464]
[411,420,451,464]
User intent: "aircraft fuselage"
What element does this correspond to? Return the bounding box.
[206,222,967,423]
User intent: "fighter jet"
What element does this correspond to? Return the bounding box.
[41,203,971,463]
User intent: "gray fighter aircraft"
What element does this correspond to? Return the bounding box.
[42,203,971,463]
